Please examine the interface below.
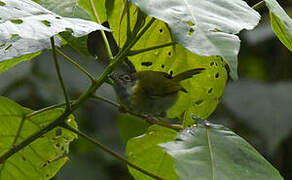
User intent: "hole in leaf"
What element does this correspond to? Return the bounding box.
[55,16,61,19]
[161,65,165,69]
[5,44,12,51]
[65,27,73,33]
[224,64,230,73]
[42,20,51,27]
[0,1,5,6]
[187,21,195,26]
[188,28,194,36]
[141,61,152,67]
[159,29,163,33]
[168,51,172,57]
[169,70,173,77]
[210,62,215,66]
[56,129,62,136]
[215,72,219,78]
[11,34,19,39]
[11,19,23,24]
[55,143,60,148]
[194,99,204,105]
[208,88,213,94]
[22,156,26,161]
[215,63,218,66]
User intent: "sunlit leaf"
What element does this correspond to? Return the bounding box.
[126,125,178,180]
[0,0,109,72]
[0,96,78,180]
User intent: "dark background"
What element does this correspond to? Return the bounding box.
[0,0,291,179]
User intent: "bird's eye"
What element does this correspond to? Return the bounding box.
[121,75,131,81]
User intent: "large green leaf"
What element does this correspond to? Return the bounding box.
[126,125,178,180]
[0,0,109,72]
[128,0,261,80]
[264,0,292,51]
[0,96,78,180]
[160,123,283,180]
[108,0,228,125]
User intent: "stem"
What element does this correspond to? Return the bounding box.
[252,1,265,10]
[62,124,166,180]
[50,37,71,110]
[56,48,95,82]
[89,0,113,59]
[91,94,119,108]
[91,94,184,130]
[128,42,176,56]
[25,101,74,119]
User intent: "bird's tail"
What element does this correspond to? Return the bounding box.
[173,68,205,82]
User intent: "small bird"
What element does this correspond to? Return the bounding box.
[110,68,205,115]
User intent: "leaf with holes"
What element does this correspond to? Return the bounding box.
[0,96,78,180]
[127,0,260,80]
[264,0,292,51]
[160,123,283,180]
[108,0,227,125]
[0,0,109,73]
[126,125,178,180]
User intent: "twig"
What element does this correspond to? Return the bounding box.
[89,0,113,59]
[62,124,166,180]
[56,48,96,82]
[91,94,184,130]
[252,1,266,10]
[50,37,71,110]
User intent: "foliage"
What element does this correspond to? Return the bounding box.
[0,0,291,179]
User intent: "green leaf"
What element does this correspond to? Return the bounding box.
[0,52,41,74]
[128,0,261,80]
[126,125,178,180]
[116,113,149,143]
[160,123,283,180]
[264,0,292,51]
[108,3,228,124]
[0,96,78,180]
[79,0,107,23]
[0,0,109,71]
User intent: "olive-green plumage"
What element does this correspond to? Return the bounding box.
[111,68,204,115]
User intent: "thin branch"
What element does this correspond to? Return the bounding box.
[128,42,176,56]
[91,94,184,130]
[252,1,265,10]
[25,101,74,119]
[50,37,71,110]
[91,94,119,108]
[62,124,166,180]
[55,48,96,82]
[89,0,113,59]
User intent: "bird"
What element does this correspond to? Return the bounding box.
[110,68,205,115]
